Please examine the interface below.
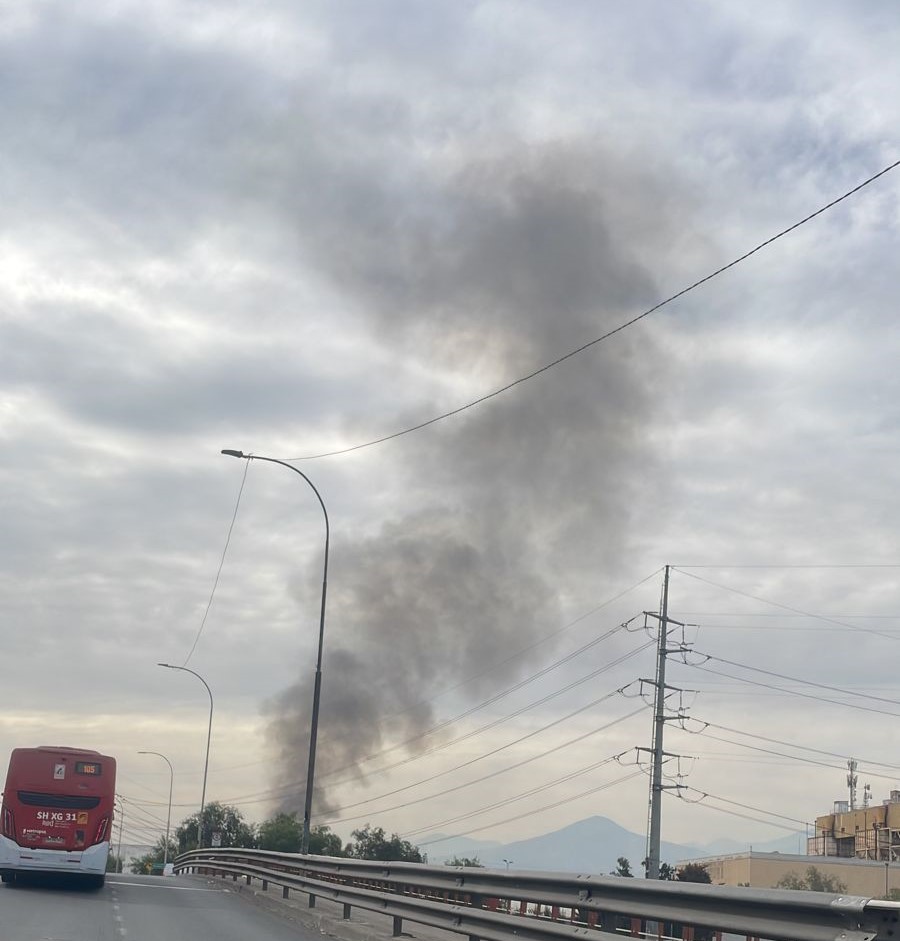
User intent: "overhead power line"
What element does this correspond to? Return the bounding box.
[675,723,900,783]
[675,564,900,569]
[288,158,900,461]
[674,786,812,832]
[685,718,900,774]
[181,457,251,666]
[689,649,900,709]
[674,568,900,642]
[400,752,626,839]
[683,662,900,719]
[219,627,653,807]
[223,682,646,811]
[314,706,647,827]
[415,768,646,847]
[364,569,660,726]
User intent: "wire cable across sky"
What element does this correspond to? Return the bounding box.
[290,157,900,462]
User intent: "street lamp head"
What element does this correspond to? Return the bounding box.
[221,449,247,458]
[157,662,175,669]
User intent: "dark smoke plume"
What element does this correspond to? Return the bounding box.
[263,141,674,818]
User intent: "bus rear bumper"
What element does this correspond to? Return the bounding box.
[0,835,109,875]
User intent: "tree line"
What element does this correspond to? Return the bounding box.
[612,857,711,882]
[113,801,424,874]
[611,858,874,896]
[114,807,865,896]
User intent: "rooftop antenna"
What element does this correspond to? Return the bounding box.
[847,758,859,810]
[863,783,872,809]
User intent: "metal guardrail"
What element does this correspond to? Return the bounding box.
[174,848,900,941]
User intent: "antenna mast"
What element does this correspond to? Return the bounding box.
[847,758,859,810]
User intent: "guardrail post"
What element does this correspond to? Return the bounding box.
[282,886,290,900]
[308,893,317,909]
[232,873,238,882]
[342,903,352,920]
[392,915,403,937]
[262,879,268,891]
[245,874,251,885]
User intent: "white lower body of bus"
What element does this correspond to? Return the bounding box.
[0,834,108,887]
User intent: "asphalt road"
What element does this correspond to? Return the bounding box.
[0,872,325,941]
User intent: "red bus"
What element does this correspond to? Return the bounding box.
[0,746,116,887]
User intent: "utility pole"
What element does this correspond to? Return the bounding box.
[116,796,125,873]
[641,566,690,879]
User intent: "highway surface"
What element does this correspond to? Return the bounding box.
[0,872,323,941]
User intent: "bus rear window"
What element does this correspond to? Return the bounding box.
[17,791,101,809]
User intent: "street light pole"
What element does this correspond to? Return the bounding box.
[157,663,213,849]
[115,795,125,873]
[221,448,329,855]
[138,751,174,866]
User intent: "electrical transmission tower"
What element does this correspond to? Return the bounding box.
[637,565,693,879]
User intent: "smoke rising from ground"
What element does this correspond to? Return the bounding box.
[0,3,679,821]
[264,141,676,819]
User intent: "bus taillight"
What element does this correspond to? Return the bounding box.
[2,805,14,838]
[94,816,109,844]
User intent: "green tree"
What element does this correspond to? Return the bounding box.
[445,856,484,867]
[258,812,303,852]
[176,801,256,853]
[774,866,846,893]
[256,815,344,856]
[128,837,178,874]
[345,825,424,862]
[309,825,344,857]
[677,863,712,883]
[774,872,806,890]
[613,857,634,877]
[106,851,124,873]
[658,862,676,880]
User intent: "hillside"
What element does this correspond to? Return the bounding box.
[423,816,800,874]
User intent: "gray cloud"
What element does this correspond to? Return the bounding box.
[2,0,900,848]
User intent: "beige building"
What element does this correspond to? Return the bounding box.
[810,791,900,861]
[678,851,896,897]
[678,791,900,895]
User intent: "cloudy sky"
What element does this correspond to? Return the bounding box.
[2,0,900,863]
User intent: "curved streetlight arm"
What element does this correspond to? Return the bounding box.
[138,751,174,866]
[221,449,329,854]
[157,663,214,849]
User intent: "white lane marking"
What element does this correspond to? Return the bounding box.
[106,880,226,892]
[110,886,127,939]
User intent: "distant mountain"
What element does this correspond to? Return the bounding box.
[423,833,503,863]
[422,816,803,875]
[688,832,803,857]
